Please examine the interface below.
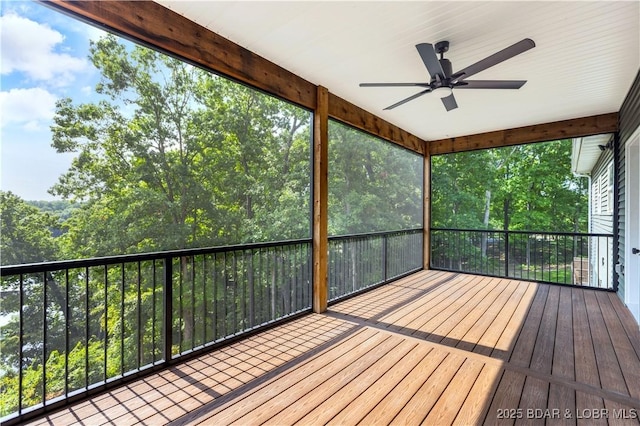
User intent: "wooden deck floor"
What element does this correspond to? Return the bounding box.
[29,271,640,425]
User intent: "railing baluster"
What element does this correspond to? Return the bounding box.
[203,255,207,345]
[233,252,239,333]
[85,267,89,386]
[65,269,69,397]
[103,265,108,381]
[504,232,510,278]
[163,257,173,362]
[18,274,24,415]
[136,262,141,369]
[42,271,47,404]
[191,255,195,349]
[152,261,157,362]
[382,234,388,282]
[120,263,125,376]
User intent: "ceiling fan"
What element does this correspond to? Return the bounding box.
[360,38,535,112]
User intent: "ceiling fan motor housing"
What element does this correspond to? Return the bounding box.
[439,58,452,80]
[435,41,451,80]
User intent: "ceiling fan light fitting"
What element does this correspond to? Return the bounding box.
[433,86,452,98]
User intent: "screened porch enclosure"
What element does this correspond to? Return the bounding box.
[1,1,636,425]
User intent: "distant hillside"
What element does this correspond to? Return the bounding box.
[26,200,82,221]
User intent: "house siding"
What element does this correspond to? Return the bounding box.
[617,70,640,300]
[590,147,615,288]
[591,147,615,234]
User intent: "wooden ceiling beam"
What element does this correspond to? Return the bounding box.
[328,94,426,155]
[428,112,619,155]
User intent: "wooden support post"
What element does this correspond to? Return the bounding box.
[313,86,329,313]
[423,152,431,270]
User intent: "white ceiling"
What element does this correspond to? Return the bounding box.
[156,1,639,141]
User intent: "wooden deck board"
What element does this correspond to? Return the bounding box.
[25,271,640,426]
[584,291,630,396]
[357,347,449,425]
[455,279,519,353]
[594,291,640,400]
[318,343,431,425]
[485,281,538,360]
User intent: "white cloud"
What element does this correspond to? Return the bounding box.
[0,13,87,83]
[0,87,57,130]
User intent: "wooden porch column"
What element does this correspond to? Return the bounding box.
[313,86,329,313]
[423,151,431,270]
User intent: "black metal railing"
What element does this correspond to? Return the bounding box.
[328,228,423,301]
[430,228,614,288]
[0,239,312,423]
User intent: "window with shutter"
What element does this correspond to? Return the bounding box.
[593,176,601,215]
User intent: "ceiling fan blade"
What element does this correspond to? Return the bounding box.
[441,93,458,111]
[455,38,535,80]
[455,80,527,89]
[416,43,445,81]
[360,83,430,87]
[384,89,431,110]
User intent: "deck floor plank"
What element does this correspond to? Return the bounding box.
[356,346,449,426]
[429,277,507,346]
[515,376,549,426]
[575,392,607,426]
[546,383,576,426]
[456,278,519,353]
[377,273,478,331]
[185,328,384,425]
[485,281,538,360]
[454,363,504,426]
[594,291,640,400]
[553,286,575,379]
[483,369,527,425]
[529,284,560,374]
[572,289,601,388]
[389,352,467,425]
[509,284,550,367]
[607,292,640,358]
[318,343,432,426]
[583,291,630,396]
[24,271,640,426]
[411,276,497,340]
[303,339,422,425]
[421,358,485,425]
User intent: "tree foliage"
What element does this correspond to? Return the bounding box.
[431,141,588,232]
[329,120,423,235]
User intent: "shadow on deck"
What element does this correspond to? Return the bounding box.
[28,270,640,425]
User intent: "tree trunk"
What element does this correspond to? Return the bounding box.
[481,190,491,256]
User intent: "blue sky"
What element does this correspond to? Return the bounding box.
[0,1,108,200]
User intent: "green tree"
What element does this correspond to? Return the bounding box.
[1,191,58,265]
[431,149,497,229]
[431,140,587,232]
[328,121,423,235]
[490,141,588,232]
[0,192,76,415]
[51,35,311,259]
